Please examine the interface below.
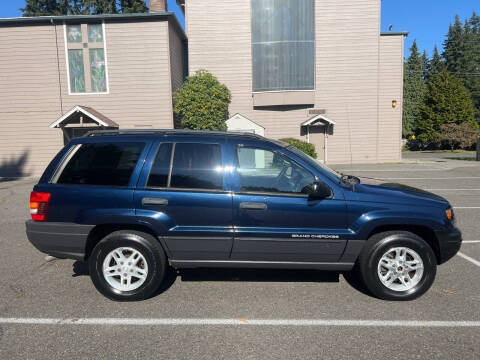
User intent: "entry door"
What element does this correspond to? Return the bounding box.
[230,141,347,262]
[134,140,233,260]
[309,126,325,162]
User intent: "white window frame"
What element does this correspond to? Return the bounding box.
[63,21,110,95]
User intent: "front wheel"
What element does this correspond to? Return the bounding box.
[358,231,437,301]
[89,230,167,301]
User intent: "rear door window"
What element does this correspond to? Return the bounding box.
[170,143,223,190]
[56,142,144,186]
[147,143,173,188]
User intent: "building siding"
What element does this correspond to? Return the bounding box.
[185,0,402,164]
[169,21,185,93]
[378,35,404,162]
[0,19,178,177]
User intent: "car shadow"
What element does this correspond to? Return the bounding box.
[178,268,339,283]
[72,260,372,298]
[341,270,372,297]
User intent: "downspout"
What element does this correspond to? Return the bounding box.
[324,125,328,164]
[52,19,64,115]
[306,125,310,143]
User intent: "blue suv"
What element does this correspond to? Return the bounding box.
[26,130,462,301]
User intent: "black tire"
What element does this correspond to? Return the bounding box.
[357,231,437,301]
[89,230,167,301]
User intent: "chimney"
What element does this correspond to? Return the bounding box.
[149,0,168,12]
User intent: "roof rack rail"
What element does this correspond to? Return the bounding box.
[83,128,265,138]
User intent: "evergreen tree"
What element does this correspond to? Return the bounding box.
[88,0,118,15]
[416,70,476,147]
[443,15,465,75]
[21,0,69,16]
[465,13,480,124]
[470,11,480,34]
[421,50,429,80]
[21,0,148,16]
[121,0,148,13]
[403,40,426,137]
[427,45,445,80]
[443,14,480,125]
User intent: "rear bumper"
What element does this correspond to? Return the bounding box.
[25,220,94,260]
[435,226,462,264]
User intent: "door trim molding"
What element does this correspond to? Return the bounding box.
[169,259,354,271]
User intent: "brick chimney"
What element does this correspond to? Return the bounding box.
[149,0,168,12]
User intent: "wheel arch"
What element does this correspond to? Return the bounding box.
[367,224,441,264]
[85,223,171,260]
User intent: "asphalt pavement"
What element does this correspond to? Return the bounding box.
[0,153,479,359]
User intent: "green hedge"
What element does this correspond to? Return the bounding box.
[280,138,317,159]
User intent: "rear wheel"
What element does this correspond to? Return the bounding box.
[89,230,166,301]
[358,231,437,301]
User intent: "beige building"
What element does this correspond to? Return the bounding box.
[179,0,407,164]
[0,0,406,177]
[0,0,185,177]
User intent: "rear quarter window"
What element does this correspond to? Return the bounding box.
[56,142,144,187]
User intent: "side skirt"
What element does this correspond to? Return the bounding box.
[169,260,355,271]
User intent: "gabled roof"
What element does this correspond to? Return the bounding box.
[227,113,265,129]
[50,105,118,128]
[301,114,336,126]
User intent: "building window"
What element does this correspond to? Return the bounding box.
[65,23,108,94]
[251,0,315,92]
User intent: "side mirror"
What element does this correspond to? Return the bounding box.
[307,181,332,200]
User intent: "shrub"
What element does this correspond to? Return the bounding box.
[416,70,476,147]
[438,123,477,150]
[173,70,231,131]
[280,138,317,159]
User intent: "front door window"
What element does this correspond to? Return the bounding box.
[236,146,315,195]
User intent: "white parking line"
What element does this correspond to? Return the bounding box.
[340,170,449,172]
[380,177,480,180]
[457,252,480,267]
[463,240,480,244]
[453,207,480,209]
[424,189,480,191]
[0,317,479,327]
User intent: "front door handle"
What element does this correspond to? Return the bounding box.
[239,202,267,210]
[142,197,168,206]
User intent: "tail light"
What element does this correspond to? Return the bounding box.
[30,192,51,221]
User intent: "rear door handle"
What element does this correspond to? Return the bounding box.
[239,202,267,210]
[142,197,168,206]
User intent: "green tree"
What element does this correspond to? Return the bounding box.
[443,13,480,125]
[416,70,476,147]
[21,0,148,16]
[427,45,445,80]
[173,70,231,131]
[421,50,429,80]
[21,0,69,15]
[403,40,426,137]
[443,15,465,75]
[120,0,148,13]
[464,14,480,124]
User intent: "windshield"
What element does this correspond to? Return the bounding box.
[285,146,343,183]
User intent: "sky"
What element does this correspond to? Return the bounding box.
[0,0,478,60]
[382,0,479,58]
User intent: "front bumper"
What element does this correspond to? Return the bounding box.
[435,226,462,264]
[25,220,94,260]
